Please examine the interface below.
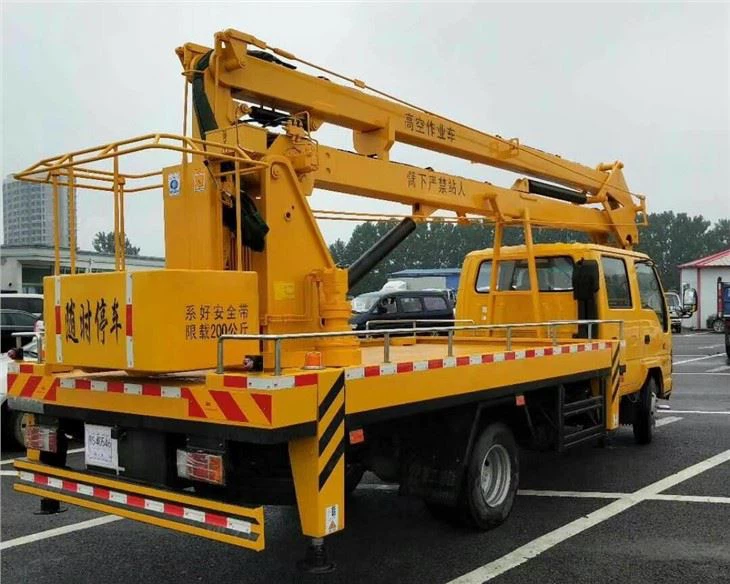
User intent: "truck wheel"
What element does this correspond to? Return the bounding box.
[461,422,519,530]
[712,318,724,333]
[11,411,31,448]
[633,377,657,445]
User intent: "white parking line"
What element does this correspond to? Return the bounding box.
[673,353,724,365]
[674,372,730,376]
[446,449,730,584]
[706,365,730,373]
[516,490,621,499]
[0,516,123,551]
[660,409,730,415]
[655,416,683,427]
[0,447,85,467]
[518,490,730,505]
[651,494,730,504]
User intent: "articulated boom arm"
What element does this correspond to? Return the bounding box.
[178,29,645,248]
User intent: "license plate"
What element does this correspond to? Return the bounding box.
[84,424,119,470]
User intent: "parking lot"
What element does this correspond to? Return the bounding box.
[1,333,728,584]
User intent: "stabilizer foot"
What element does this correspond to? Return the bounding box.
[34,497,67,515]
[297,538,335,574]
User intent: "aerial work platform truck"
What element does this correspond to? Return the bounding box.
[7,29,688,571]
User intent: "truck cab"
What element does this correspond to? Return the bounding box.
[457,243,673,400]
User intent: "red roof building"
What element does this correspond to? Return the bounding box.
[678,248,730,330]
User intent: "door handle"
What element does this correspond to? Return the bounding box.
[644,335,651,345]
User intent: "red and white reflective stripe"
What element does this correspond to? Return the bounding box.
[7,361,20,374]
[59,378,183,399]
[17,470,252,534]
[345,341,609,381]
[125,272,134,369]
[222,372,319,391]
[55,275,63,362]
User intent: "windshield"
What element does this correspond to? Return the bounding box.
[351,294,381,313]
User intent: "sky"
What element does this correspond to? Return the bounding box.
[2,2,729,257]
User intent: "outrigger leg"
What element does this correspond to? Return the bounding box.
[35,497,66,515]
[297,537,335,574]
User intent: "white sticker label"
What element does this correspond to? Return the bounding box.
[85,424,119,470]
[168,172,181,196]
[325,504,339,535]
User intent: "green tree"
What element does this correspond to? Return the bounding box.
[92,231,141,256]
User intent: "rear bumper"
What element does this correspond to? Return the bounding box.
[14,458,265,551]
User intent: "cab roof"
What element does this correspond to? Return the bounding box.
[464,243,651,261]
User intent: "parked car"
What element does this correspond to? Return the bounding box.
[706,313,725,334]
[0,309,40,353]
[664,291,683,333]
[0,293,44,317]
[1,338,38,447]
[350,290,455,332]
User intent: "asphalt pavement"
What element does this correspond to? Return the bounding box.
[1,332,728,584]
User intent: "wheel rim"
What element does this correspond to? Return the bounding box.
[15,413,30,446]
[479,443,511,507]
[650,389,657,428]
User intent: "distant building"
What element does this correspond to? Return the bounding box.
[2,175,72,247]
[678,248,730,330]
[1,245,164,294]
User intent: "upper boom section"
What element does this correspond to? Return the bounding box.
[177,29,645,247]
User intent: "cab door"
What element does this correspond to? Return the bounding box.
[598,255,643,392]
[633,260,672,389]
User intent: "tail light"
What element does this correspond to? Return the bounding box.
[24,425,58,453]
[176,450,225,485]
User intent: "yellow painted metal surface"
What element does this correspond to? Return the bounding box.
[163,160,226,270]
[289,369,345,537]
[346,348,613,415]
[44,270,259,372]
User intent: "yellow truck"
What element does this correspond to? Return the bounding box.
[7,29,695,571]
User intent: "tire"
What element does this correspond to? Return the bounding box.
[8,411,30,448]
[460,422,519,530]
[633,377,657,445]
[712,319,725,334]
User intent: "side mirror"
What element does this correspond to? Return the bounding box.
[682,288,697,314]
[572,259,600,301]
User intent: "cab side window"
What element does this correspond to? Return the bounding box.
[423,296,448,311]
[399,296,423,313]
[635,262,668,330]
[601,257,632,309]
[380,297,397,314]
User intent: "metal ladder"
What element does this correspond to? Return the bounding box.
[557,384,606,451]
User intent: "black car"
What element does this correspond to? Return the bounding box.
[350,290,455,332]
[0,309,39,353]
